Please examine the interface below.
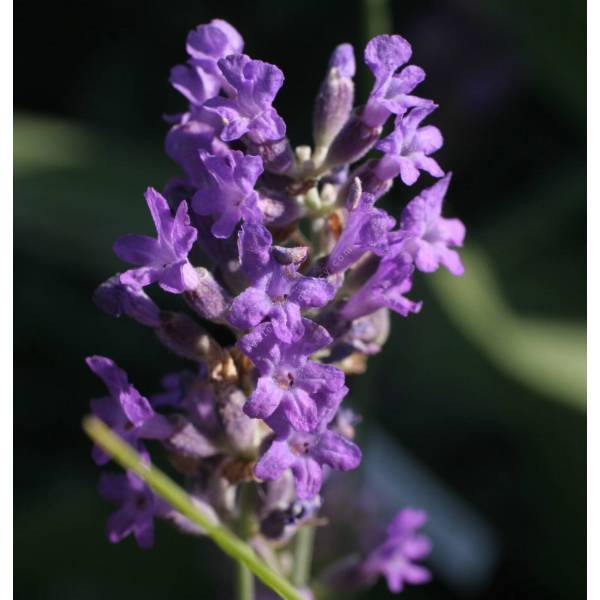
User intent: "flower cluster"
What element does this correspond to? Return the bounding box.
[87,19,464,596]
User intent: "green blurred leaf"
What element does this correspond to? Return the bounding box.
[429,247,586,409]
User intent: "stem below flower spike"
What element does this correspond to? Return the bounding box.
[83,416,304,600]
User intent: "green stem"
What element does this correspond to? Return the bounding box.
[292,526,315,587]
[236,483,256,600]
[362,0,392,38]
[237,561,255,600]
[83,416,303,600]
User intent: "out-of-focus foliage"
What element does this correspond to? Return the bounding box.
[431,247,585,409]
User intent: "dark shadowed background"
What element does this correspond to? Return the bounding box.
[14,0,586,598]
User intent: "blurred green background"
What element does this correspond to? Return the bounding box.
[14,0,585,598]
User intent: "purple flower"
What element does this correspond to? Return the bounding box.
[228,223,336,342]
[339,250,422,321]
[87,356,173,465]
[170,19,244,107]
[360,508,432,593]
[326,185,395,275]
[99,470,171,549]
[362,34,432,128]
[170,63,215,109]
[93,275,161,327]
[376,105,444,185]
[204,54,286,144]
[238,319,346,436]
[186,19,244,71]
[393,174,465,275]
[192,150,263,238]
[255,425,361,499]
[114,188,198,293]
[165,111,229,181]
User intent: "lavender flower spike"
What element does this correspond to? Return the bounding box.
[393,173,465,275]
[86,356,173,464]
[192,150,264,238]
[376,105,444,185]
[360,508,432,593]
[255,424,361,499]
[114,188,199,293]
[205,54,286,144]
[99,471,172,549]
[83,20,471,597]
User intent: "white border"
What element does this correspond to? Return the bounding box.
[3,0,13,597]
[4,3,590,599]
[588,2,594,599]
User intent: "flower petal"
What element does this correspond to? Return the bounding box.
[255,439,296,481]
[113,234,163,266]
[244,376,284,419]
[228,287,272,330]
[291,456,323,499]
[312,430,362,470]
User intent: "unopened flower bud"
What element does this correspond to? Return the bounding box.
[304,187,322,211]
[165,416,219,461]
[216,383,260,454]
[313,44,356,156]
[185,267,231,322]
[272,245,309,266]
[93,275,161,328]
[156,312,236,380]
[345,177,363,210]
[295,145,312,163]
[246,137,294,175]
[324,111,382,168]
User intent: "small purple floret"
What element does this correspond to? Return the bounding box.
[205,54,286,144]
[238,319,346,436]
[360,508,432,593]
[362,34,432,128]
[114,188,198,293]
[392,174,465,275]
[327,189,395,275]
[340,250,422,321]
[192,150,264,238]
[86,356,173,465]
[99,470,171,549]
[228,223,335,342]
[255,425,361,499]
[376,105,444,185]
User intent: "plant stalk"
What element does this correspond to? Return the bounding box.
[292,526,315,587]
[237,561,255,600]
[83,416,303,600]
